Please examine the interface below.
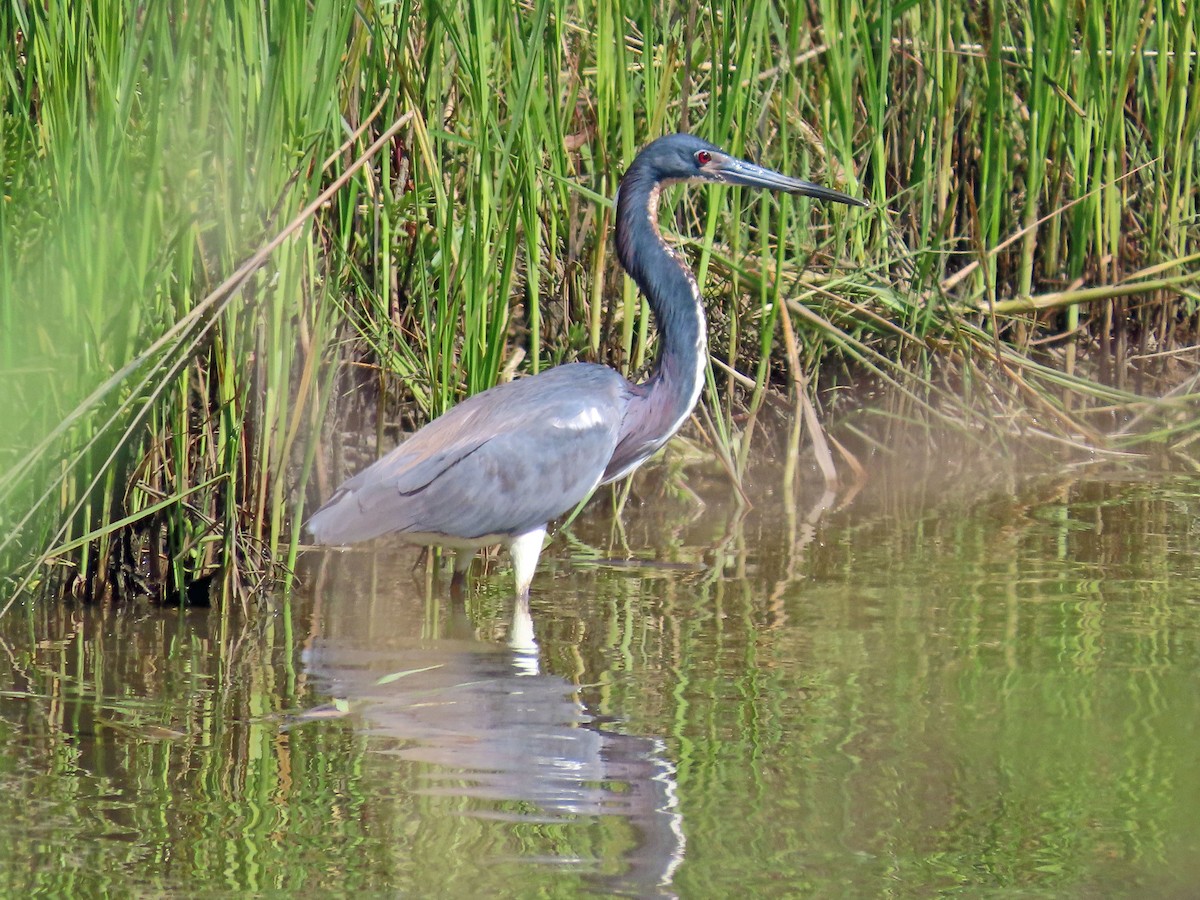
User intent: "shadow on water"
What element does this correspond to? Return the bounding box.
[3,456,1200,895]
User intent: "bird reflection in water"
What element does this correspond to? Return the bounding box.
[302,592,685,896]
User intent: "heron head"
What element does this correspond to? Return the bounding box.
[639,133,868,208]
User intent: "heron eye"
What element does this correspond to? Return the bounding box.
[695,150,712,165]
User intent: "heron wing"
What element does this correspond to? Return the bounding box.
[308,364,629,544]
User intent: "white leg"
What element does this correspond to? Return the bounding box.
[453,549,474,575]
[507,525,547,598]
[508,592,540,665]
[449,548,474,598]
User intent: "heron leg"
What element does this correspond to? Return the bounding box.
[508,526,547,599]
[508,591,540,665]
[450,550,474,601]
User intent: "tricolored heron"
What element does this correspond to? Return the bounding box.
[307,133,866,597]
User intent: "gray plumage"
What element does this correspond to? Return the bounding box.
[308,364,628,545]
[307,133,866,596]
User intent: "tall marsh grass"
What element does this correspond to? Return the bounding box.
[2,0,1198,606]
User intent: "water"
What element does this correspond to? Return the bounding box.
[3,464,1200,896]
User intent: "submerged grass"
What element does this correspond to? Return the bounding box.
[1,0,1198,607]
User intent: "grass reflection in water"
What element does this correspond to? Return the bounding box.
[1,469,1199,896]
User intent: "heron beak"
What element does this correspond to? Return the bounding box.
[715,156,869,208]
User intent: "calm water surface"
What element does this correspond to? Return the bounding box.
[2,463,1200,896]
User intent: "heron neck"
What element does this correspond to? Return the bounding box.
[615,169,707,433]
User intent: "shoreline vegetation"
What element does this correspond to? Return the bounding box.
[2,1,1198,607]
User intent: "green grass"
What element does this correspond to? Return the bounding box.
[2,0,1199,607]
